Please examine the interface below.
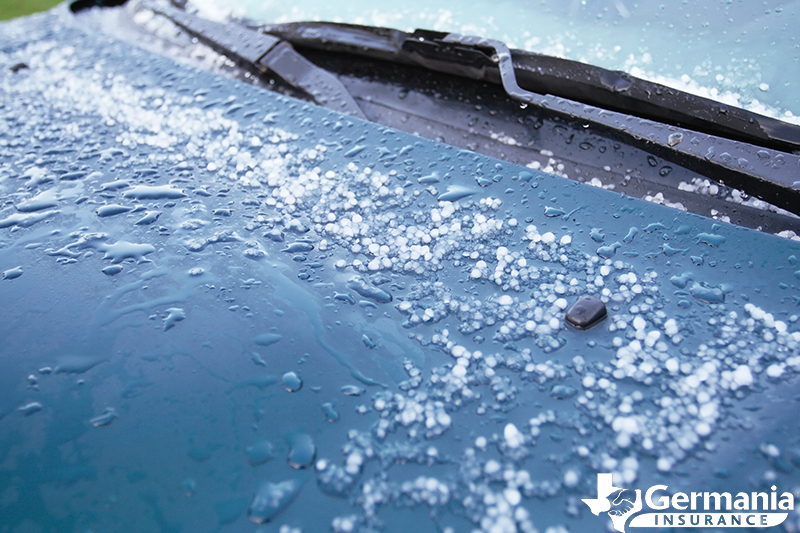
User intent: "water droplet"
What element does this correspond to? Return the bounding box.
[341,385,365,396]
[322,401,339,422]
[644,222,666,232]
[163,308,185,331]
[287,433,315,469]
[254,333,282,346]
[669,272,694,288]
[54,355,105,374]
[361,334,376,349]
[282,242,314,253]
[100,180,130,192]
[265,228,285,242]
[281,371,303,392]
[596,242,622,259]
[0,210,59,229]
[248,478,304,524]
[418,173,440,184]
[347,276,392,303]
[696,233,725,247]
[96,204,132,217]
[182,478,197,496]
[251,352,267,367]
[667,132,683,147]
[369,273,391,286]
[135,210,161,225]
[344,145,366,158]
[334,292,356,305]
[18,402,43,416]
[3,266,24,280]
[590,228,605,243]
[437,185,476,202]
[123,184,186,199]
[246,439,275,466]
[662,244,685,256]
[17,189,60,213]
[89,407,117,427]
[689,282,725,303]
[103,241,156,263]
[622,227,638,243]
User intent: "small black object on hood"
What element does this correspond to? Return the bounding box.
[565,295,607,330]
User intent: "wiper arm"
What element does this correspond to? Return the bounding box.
[144,3,366,119]
[258,22,800,155]
[445,33,800,154]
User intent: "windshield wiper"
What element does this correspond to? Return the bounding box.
[144,3,365,119]
[141,4,800,216]
[254,22,800,156]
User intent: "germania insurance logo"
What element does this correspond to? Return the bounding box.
[582,473,795,532]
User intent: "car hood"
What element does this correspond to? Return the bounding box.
[1,6,800,532]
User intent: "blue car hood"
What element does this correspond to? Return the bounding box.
[1,7,800,533]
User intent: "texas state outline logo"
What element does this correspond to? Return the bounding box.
[582,473,795,532]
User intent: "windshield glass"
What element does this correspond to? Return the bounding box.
[199,0,800,124]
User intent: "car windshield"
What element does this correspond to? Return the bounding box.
[193,0,800,125]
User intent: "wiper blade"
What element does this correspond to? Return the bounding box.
[259,22,800,155]
[145,3,366,119]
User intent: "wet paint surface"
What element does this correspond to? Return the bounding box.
[1,8,800,533]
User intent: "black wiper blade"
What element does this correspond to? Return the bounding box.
[144,3,365,119]
[257,22,800,155]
